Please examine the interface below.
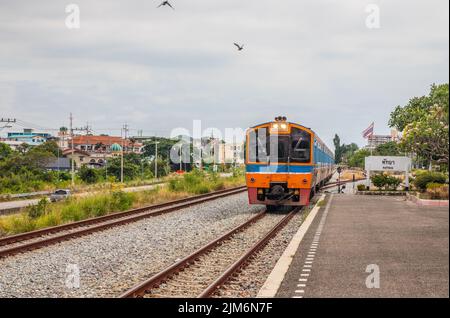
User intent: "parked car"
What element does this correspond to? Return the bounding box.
[50,189,71,202]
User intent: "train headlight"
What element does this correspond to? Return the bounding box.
[271,122,288,132]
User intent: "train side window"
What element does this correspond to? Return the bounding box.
[290,128,311,163]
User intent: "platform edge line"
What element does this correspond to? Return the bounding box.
[256,194,328,298]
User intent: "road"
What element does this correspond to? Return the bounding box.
[0,182,165,215]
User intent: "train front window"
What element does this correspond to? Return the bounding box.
[268,135,289,163]
[248,127,269,162]
[248,126,311,163]
[290,128,311,163]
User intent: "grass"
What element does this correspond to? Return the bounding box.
[316,200,326,207]
[0,170,245,237]
[340,169,366,181]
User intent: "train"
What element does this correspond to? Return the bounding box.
[245,116,335,207]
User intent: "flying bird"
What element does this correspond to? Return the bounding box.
[234,43,244,51]
[157,1,174,9]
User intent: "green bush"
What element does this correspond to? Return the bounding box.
[111,191,134,211]
[27,198,49,219]
[78,166,101,184]
[385,176,401,190]
[413,172,447,191]
[370,173,402,190]
[371,174,387,190]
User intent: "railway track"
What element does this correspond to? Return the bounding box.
[0,186,246,259]
[120,207,299,298]
[321,178,366,190]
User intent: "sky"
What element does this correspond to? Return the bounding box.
[0,0,448,148]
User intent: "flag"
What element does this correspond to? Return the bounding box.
[362,122,374,138]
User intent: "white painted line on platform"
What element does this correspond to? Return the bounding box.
[299,278,308,282]
[256,194,326,298]
[291,194,334,298]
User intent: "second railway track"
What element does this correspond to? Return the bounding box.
[120,207,300,298]
[0,186,246,258]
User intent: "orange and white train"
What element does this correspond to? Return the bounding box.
[245,117,334,207]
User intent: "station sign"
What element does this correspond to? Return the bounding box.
[365,156,411,172]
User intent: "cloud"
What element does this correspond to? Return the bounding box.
[0,0,448,147]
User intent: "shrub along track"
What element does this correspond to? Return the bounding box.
[120,207,300,298]
[0,186,246,258]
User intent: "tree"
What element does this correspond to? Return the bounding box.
[78,165,101,184]
[143,137,180,161]
[341,143,359,163]
[333,134,342,163]
[389,83,449,131]
[334,133,359,164]
[347,149,371,168]
[33,140,60,157]
[0,143,13,160]
[374,141,401,156]
[401,104,449,167]
[16,143,30,154]
[106,156,140,181]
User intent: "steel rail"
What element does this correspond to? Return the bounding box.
[321,178,366,190]
[119,211,267,298]
[198,208,298,298]
[0,186,246,258]
[120,207,299,298]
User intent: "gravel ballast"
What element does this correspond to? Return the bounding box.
[0,192,262,298]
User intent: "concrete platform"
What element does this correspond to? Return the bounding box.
[270,194,449,298]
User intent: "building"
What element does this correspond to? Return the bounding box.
[71,135,143,154]
[193,138,244,167]
[217,142,244,165]
[0,139,25,151]
[62,148,111,169]
[366,129,400,150]
[62,135,143,169]
[44,158,71,171]
[6,128,51,146]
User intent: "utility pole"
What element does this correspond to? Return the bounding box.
[121,123,129,183]
[154,141,160,179]
[233,135,237,170]
[179,144,182,171]
[70,113,75,187]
